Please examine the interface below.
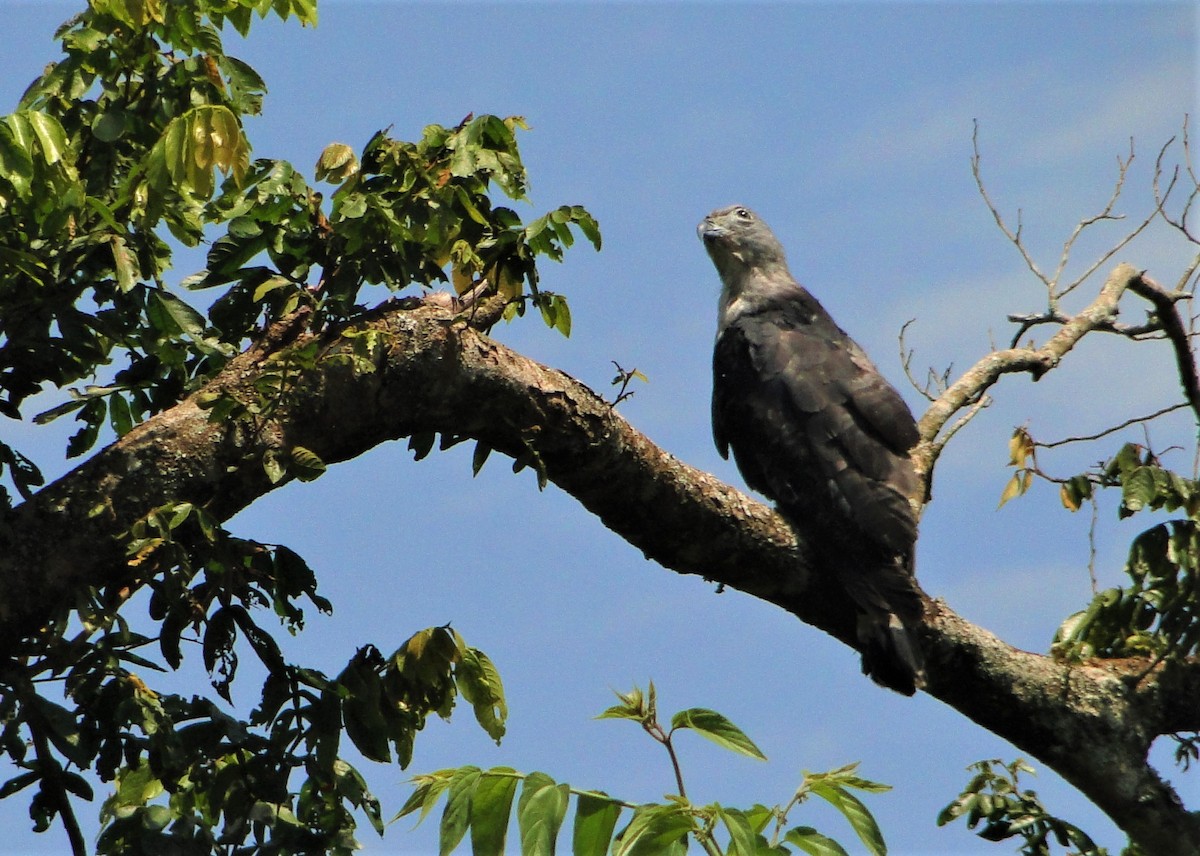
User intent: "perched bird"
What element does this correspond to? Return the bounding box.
[699,204,926,694]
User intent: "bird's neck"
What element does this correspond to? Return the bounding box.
[717,262,799,329]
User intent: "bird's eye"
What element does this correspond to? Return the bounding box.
[735,207,752,220]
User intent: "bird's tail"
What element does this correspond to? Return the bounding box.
[857,611,926,696]
[834,555,927,696]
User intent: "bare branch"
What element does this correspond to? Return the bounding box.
[1157,117,1200,244]
[1054,139,1136,299]
[972,121,1052,288]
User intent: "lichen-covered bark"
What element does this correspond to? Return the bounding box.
[0,296,1197,852]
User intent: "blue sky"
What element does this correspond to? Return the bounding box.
[2,1,1198,853]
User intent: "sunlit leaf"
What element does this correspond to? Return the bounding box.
[785,826,850,856]
[669,708,766,760]
[516,772,569,856]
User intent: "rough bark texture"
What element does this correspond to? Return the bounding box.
[0,293,1197,853]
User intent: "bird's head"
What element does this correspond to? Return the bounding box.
[698,205,789,277]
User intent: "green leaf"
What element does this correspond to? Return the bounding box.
[395,770,456,824]
[108,392,133,437]
[439,766,482,855]
[290,445,326,482]
[470,769,519,856]
[809,784,886,856]
[263,448,287,484]
[25,110,69,164]
[573,792,622,856]
[455,646,507,742]
[151,289,207,339]
[340,658,391,763]
[719,806,758,856]
[110,235,139,292]
[29,697,91,769]
[785,826,850,856]
[1122,466,1157,516]
[516,772,569,856]
[614,803,693,856]
[316,141,359,183]
[0,122,33,197]
[92,110,126,143]
[669,708,766,760]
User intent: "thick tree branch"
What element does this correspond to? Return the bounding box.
[0,292,1197,852]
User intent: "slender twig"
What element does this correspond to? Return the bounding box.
[1034,403,1189,449]
[972,121,1052,288]
[898,319,941,402]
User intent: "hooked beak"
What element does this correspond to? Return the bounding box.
[698,217,725,244]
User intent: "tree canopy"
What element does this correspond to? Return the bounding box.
[1,2,1198,854]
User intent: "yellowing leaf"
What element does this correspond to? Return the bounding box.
[1007,427,1033,466]
[998,473,1022,509]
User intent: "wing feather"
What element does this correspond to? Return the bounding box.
[713,293,919,555]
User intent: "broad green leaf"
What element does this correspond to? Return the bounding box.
[614,803,694,856]
[92,110,126,143]
[455,646,507,742]
[669,708,766,761]
[810,784,886,856]
[719,806,758,856]
[316,141,359,183]
[340,659,391,763]
[151,289,207,339]
[573,792,622,856]
[0,122,33,197]
[470,769,520,856]
[516,772,569,856]
[25,110,69,164]
[111,235,138,292]
[439,766,482,856]
[29,696,91,769]
[785,826,850,856]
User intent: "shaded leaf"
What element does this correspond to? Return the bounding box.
[470,769,519,856]
[573,792,622,856]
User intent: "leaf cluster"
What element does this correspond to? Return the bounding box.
[402,684,890,856]
[1052,444,1200,664]
[2,0,600,509]
[0,0,305,502]
[938,759,1108,856]
[0,486,505,853]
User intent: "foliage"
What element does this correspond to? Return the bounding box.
[0,0,599,507]
[939,759,1111,856]
[0,0,597,852]
[400,683,891,856]
[1045,443,1200,664]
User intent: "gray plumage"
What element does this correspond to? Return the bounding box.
[699,204,926,695]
